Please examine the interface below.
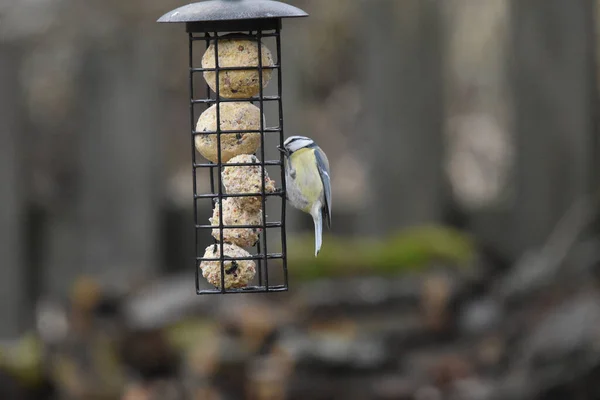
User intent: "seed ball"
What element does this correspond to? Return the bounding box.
[210,198,263,248]
[200,243,256,289]
[202,34,274,99]
[222,154,276,212]
[195,102,264,163]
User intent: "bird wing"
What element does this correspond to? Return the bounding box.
[314,147,331,229]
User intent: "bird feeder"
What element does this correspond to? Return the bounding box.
[157,0,308,294]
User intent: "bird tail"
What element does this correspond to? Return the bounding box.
[313,209,323,257]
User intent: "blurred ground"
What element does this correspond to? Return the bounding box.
[4,225,600,400]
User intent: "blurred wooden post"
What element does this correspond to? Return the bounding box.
[44,33,164,295]
[77,35,164,285]
[359,0,444,235]
[0,45,25,338]
[441,1,516,259]
[509,0,595,256]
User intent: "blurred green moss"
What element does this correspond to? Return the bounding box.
[166,319,218,353]
[0,333,44,387]
[287,225,475,280]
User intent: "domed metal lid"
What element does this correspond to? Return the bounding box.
[157,0,308,23]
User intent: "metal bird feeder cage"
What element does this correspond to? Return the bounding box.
[158,0,308,294]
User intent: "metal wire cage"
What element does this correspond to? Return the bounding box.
[158,0,307,294]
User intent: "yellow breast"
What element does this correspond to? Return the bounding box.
[290,148,323,212]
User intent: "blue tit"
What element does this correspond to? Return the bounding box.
[278,136,331,257]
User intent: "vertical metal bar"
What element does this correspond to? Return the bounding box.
[257,30,269,291]
[205,33,216,200]
[275,26,288,290]
[250,30,263,288]
[587,0,599,236]
[214,33,226,293]
[256,235,262,287]
[189,33,200,294]
[203,32,218,294]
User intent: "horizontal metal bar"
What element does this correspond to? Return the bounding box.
[193,127,282,135]
[190,31,280,40]
[194,161,283,168]
[197,285,288,295]
[191,65,280,73]
[195,191,284,199]
[196,222,282,230]
[197,253,284,262]
[192,96,280,104]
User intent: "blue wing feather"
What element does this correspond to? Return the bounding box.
[314,147,331,229]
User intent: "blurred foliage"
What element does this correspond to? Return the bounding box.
[0,333,44,387]
[287,225,475,280]
[165,319,218,354]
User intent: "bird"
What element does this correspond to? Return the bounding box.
[278,136,331,257]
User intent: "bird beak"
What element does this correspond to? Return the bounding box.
[277,146,288,156]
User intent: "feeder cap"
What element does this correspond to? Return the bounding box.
[157,0,308,23]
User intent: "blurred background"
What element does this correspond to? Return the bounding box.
[0,0,599,399]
